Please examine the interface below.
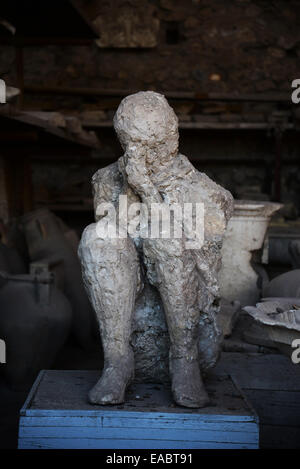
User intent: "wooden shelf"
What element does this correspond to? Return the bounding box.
[24,86,291,102]
[0,105,101,149]
[80,120,295,131]
[43,204,93,212]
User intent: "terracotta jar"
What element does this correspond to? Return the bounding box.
[21,209,96,349]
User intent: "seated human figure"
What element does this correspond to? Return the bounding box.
[78,91,233,408]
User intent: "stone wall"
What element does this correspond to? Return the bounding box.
[12,0,300,99]
[1,0,300,219]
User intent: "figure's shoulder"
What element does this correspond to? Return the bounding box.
[91,160,124,209]
[92,161,121,187]
[176,154,234,220]
[173,153,194,173]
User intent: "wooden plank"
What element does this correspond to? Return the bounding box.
[22,408,255,422]
[0,105,100,149]
[80,120,294,131]
[18,370,258,449]
[19,415,258,432]
[20,371,45,416]
[23,86,291,102]
[25,371,254,417]
[23,112,66,128]
[18,437,257,450]
[19,425,258,444]
[215,353,300,391]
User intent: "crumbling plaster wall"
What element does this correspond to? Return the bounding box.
[1,0,300,215]
[20,0,300,96]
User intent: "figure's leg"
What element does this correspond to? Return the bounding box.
[144,240,209,408]
[78,224,141,405]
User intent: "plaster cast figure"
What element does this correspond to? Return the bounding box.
[78,91,233,408]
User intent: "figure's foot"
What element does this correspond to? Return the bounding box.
[170,357,210,408]
[88,352,134,405]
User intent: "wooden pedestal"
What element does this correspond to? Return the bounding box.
[18,370,259,449]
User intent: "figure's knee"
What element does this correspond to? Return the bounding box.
[79,223,142,296]
[79,222,140,268]
[79,223,99,259]
[79,222,126,253]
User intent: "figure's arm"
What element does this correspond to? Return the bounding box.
[92,163,122,220]
[122,146,163,207]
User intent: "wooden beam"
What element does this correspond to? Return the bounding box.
[0,104,100,149]
[24,85,292,102]
[0,37,94,46]
[80,119,295,131]
[179,122,294,130]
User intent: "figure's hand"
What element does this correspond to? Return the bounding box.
[124,146,162,204]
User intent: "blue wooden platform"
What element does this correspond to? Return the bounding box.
[18,370,259,449]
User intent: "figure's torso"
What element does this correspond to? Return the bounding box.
[92,154,233,244]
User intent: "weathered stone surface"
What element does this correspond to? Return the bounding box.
[4,1,299,214]
[131,284,169,383]
[243,297,300,347]
[11,1,299,99]
[78,91,233,407]
[244,297,300,331]
[93,1,160,48]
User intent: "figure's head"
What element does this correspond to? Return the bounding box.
[113,91,179,161]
